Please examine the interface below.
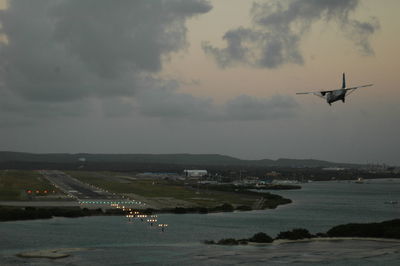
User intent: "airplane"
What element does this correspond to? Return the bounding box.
[296,73,373,105]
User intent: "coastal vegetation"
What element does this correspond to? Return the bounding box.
[200,184,300,192]
[276,228,314,240]
[249,232,274,243]
[327,219,400,239]
[0,206,106,222]
[0,206,135,222]
[0,169,293,221]
[0,204,238,222]
[0,169,292,211]
[205,219,400,245]
[204,232,274,245]
[66,171,292,210]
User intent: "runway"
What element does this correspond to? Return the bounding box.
[39,170,145,209]
[40,170,119,200]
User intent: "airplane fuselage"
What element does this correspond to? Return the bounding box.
[296,73,373,105]
[326,88,346,105]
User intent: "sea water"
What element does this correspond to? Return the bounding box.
[1,179,399,265]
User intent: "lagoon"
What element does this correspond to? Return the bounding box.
[1,179,399,265]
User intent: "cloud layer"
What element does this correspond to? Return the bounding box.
[203,0,380,68]
[134,81,299,121]
[0,0,212,102]
[0,0,299,124]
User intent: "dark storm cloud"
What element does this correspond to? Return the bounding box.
[0,0,212,103]
[50,0,212,77]
[0,0,298,123]
[0,89,91,119]
[203,0,379,68]
[0,88,92,128]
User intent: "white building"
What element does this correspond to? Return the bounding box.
[183,169,208,177]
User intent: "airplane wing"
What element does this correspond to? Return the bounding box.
[345,84,373,91]
[296,92,317,95]
[296,90,333,98]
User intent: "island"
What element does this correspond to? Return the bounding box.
[204,219,400,245]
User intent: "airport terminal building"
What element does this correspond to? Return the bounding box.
[183,169,208,178]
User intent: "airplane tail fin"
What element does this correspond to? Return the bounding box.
[342,73,346,89]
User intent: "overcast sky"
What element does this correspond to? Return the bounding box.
[0,0,399,165]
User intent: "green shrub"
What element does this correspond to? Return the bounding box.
[327,219,400,239]
[217,238,239,245]
[276,228,313,240]
[249,232,273,243]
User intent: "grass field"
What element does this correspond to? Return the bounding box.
[0,170,62,201]
[66,171,281,208]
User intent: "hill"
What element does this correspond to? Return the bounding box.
[0,151,361,168]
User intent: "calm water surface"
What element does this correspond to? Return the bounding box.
[1,179,399,265]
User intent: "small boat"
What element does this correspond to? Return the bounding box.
[355,177,364,184]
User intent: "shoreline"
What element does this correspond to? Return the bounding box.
[0,199,291,222]
[206,236,400,247]
[271,237,400,245]
[15,237,400,260]
[206,219,400,246]
[16,248,91,259]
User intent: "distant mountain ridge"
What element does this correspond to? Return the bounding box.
[0,151,361,168]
